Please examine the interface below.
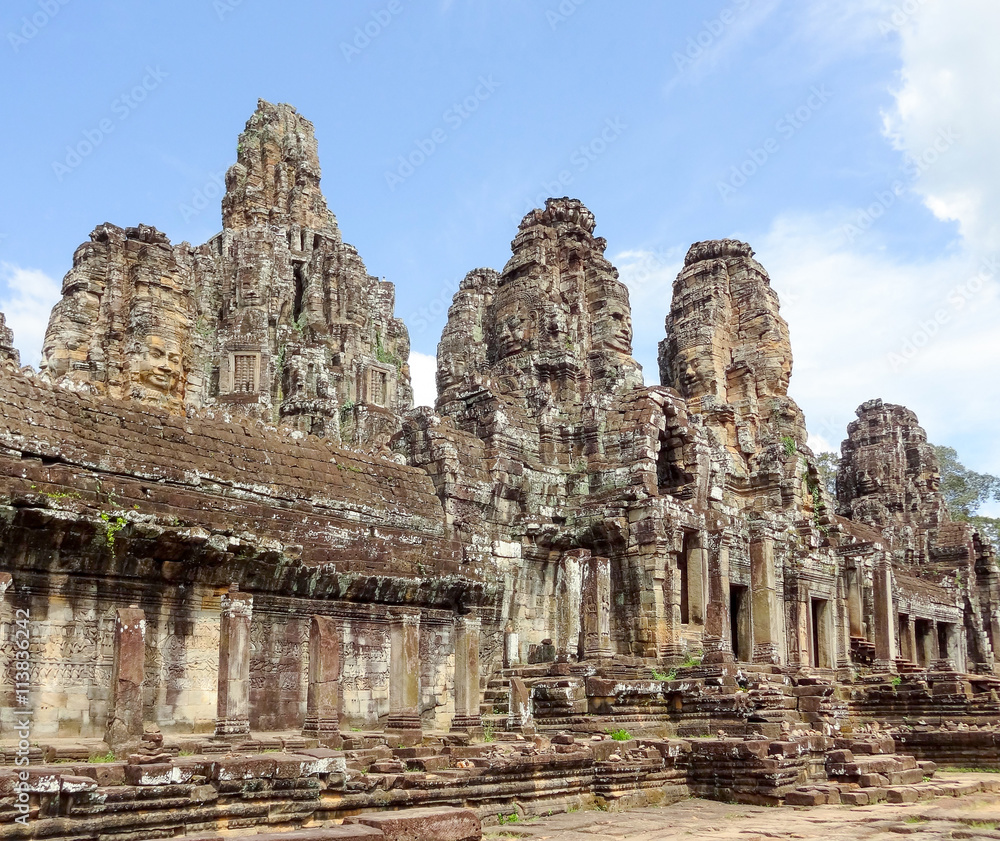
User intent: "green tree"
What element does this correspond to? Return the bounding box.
[815,451,839,500]
[932,445,1000,549]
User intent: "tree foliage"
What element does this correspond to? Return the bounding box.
[816,452,839,500]
[932,445,1000,549]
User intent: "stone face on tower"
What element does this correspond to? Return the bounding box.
[837,399,949,559]
[40,99,412,450]
[436,197,642,426]
[658,239,809,506]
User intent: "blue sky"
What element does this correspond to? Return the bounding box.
[1,0,998,491]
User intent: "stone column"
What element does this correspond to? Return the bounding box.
[503,622,519,668]
[0,573,11,647]
[556,550,585,660]
[847,567,864,638]
[685,532,708,626]
[836,575,853,674]
[215,585,253,739]
[303,615,342,747]
[750,536,783,664]
[702,531,734,664]
[452,614,482,733]
[872,560,896,672]
[387,609,421,743]
[106,606,146,749]
[581,555,613,659]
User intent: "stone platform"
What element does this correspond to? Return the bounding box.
[481,776,1000,840]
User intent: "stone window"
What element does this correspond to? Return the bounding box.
[370,369,388,406]
[233,353,258,393]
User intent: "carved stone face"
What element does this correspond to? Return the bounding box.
[676,349,715,400]
[759,352,792,397]
[135,335,182,396]
[493,299,530,361]
[594,297,632,354]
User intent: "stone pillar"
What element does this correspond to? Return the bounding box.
[106,606,146,749]
[581,555,613,659]
[556,550,585,659]
[215,585,253,739]
[0,573,11,646]
[847,567,864,638]
[452,614,482,733]
[836,575,853,674]
[792,581,810,667]
[387,609,421,743]
[685,532,708,626]
[750,536,783,664]
[872,560,896,672]
[702,531,734,664]
[503,622,519,668]
[302,615,342,746]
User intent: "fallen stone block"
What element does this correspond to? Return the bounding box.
[886,786,919,803]
[785,789,825,806]
[346,806,481,840]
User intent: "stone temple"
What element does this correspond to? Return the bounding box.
[1,100,999,839]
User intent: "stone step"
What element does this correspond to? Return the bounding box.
[186,828,384,840]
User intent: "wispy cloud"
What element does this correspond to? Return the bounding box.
[0,263,60,368]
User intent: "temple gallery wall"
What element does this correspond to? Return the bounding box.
[1,101,999,838]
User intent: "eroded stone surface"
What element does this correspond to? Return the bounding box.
[3,99,1000,841]
[40,100,411,449]
[0,312,19,368]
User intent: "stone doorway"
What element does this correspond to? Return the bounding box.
[730,584,750,662]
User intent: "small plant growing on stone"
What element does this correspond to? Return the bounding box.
[680,653,702,668]
[89,751,117,763]
[608,728,631,741]
[652,667,677,681]
[100,512,128,548]
[498,812,520,825]
[890,675,902,688]
[781,436,796,457]
[482,719,496,743]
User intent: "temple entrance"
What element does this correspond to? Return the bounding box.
[914,618,933,666]
[811,598,833,668]
[730,584,750,662]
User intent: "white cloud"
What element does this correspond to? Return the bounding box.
[409,350,438,408]
[614,206,999,476]
[0,263,60,368]
[753,213,999,473]
[883,0,1000,255]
